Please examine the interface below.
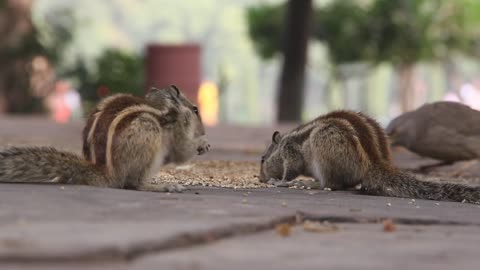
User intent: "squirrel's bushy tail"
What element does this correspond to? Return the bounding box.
[0,146,110,187]
[363,167,480,204]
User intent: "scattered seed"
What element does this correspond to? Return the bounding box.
[153,161,271,189]
[387,203,392,207]
[303,220,338,233]
[281,201,287,207]
[242,199,248,204]
[323,188,332,191]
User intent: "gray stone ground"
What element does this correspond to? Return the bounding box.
[1,116,480,269]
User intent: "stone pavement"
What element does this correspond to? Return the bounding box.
[1,184,480,269]
[1,116,480,269]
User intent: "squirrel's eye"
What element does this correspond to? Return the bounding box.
[193,106,199,114]
[261,157,265,164]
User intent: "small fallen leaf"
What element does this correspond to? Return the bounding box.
[276,223,292,237]
[383,219,396,232]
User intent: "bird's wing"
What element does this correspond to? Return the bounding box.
[427,102,480,136]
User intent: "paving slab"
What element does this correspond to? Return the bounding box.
[7,224,480,270]
[0,184,479,269]
[136,224,480,270]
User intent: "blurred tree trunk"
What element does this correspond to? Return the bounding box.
[277,0,312,122]
[443,57,462,98]
[397,64,415,113]
[0,0,40,113]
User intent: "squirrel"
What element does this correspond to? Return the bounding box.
[0,85,210,192]
[260,110,480,204]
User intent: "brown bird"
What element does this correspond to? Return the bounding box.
[386,101,480,171]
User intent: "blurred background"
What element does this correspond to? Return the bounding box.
[2,0,480,127]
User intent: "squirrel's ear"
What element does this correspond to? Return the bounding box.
[272,131,281,144]
[169,85,180,97]
[146,85,180,102]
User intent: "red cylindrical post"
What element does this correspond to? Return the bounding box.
[145,44,201,102]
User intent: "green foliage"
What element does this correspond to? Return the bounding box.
[95,49,144,96]
[36,8,75,65]
[74,48,144,104]
[246,4,285,60]
[367,0,468,65]
[314,0,373,64]
[462,0,480,56]
[247,0,478,66]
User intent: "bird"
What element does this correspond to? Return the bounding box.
[386,101,480,173]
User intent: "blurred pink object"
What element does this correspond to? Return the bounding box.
[443,83,480,111]
[45,81,82,123]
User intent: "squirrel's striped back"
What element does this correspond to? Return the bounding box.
[82,94,170,169]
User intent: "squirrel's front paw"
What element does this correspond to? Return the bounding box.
[197,138,210,155]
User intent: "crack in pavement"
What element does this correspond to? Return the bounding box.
[0,215,297,264]
[2,211,479,265]
[297,211,480,226]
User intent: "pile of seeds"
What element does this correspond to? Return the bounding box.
[152,160,480,190]
[153,160,271,189]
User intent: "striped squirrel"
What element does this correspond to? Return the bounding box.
[260,110,480,204]
[0,85,209,192]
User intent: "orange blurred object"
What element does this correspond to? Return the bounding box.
[197,81,219,126]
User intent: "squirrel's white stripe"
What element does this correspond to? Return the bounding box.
[87,94,131,163]
[87,111,102,163]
